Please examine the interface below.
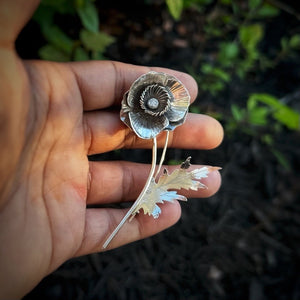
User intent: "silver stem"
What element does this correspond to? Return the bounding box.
[154,130,169,180]
[102,137,158,249]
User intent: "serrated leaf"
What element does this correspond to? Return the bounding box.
[131,158,221,218]
[103,157,221,248]
[158,168,207,190]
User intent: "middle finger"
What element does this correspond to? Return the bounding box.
[84,111,223,155]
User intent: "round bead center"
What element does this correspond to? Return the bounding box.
[147,98,159,110]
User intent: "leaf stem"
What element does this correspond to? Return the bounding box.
[102,137,157,249]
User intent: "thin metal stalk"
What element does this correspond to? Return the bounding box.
[154,130,169,180]
[103,137,157,249]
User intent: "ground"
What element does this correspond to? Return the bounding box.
[18,1,300,299]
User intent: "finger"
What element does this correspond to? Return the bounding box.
[87,160,222,205]
[75,201,182,255]
[85,112,224,155]
[69,60,198,111]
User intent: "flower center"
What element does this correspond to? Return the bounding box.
[140,84,171,116]
[147,98,159,110]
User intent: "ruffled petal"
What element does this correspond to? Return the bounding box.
[127,72,165,106]
[165,106,188,123]
[128,112,169,139]
[166,80,190,122]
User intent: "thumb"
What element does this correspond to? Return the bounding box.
[0,0,40,46]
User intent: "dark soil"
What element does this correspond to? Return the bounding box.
[19,1,300,299]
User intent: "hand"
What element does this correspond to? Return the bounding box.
[0,1,223,299]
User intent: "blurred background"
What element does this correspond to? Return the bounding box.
[18,0,300,299]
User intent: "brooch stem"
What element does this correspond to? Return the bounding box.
[103,137,158,249]
[154,130,169,180]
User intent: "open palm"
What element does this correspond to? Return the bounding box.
[0,1,223,299]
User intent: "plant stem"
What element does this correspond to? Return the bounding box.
[102,137,157,249]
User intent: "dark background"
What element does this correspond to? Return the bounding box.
[18,0,300,299]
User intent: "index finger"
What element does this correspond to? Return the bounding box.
[69,60,198,111]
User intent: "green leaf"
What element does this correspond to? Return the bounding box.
[80,29,115,52]
[91,51,105,60]
[218,42,239,66]
[189,105,201,114]
[289,34,300,49]
[201,64,230,81]
[203,23,223,37]
[231,104,245,122]
[261,134,273,146]
[247,95,257,111]
[74,47,90,61]
[249,93,283,110]
[248,0,261,10]
[273,107,299,130]
[220,0,231,5]
[38,44,70,62]
[77,1,99,33]
[248,93,300,130]
[248,106,269,125]
[42,25,74,54]
[74,0,85,8]
[32,5,54,29]
[41,0,75,14]
[183,0,212,7]
[201,63,213,73]
[239,24,264,51]
[166,0,183,20]
[257,3,280,18]
[212,68,231,82]
[280,37,289,51]
[270,149,291,171]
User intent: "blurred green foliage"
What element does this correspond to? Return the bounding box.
[227,93,299,132]
[33,0,115,61]
[226,93,299,170]
[166,0,300,169]
[166,0,300,93]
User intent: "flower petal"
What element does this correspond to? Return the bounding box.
[165,106,188,124]
[165,116,187,131]
[166,80,190,122]
[128,112,169,139]
[127,72,170,107]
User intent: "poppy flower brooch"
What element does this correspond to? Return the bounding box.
[103,71,220,248]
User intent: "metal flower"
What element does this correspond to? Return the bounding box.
[120,71,190,139]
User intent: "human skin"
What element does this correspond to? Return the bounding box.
[0,0,224,299]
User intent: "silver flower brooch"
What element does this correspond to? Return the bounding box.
[103,71,220,248]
